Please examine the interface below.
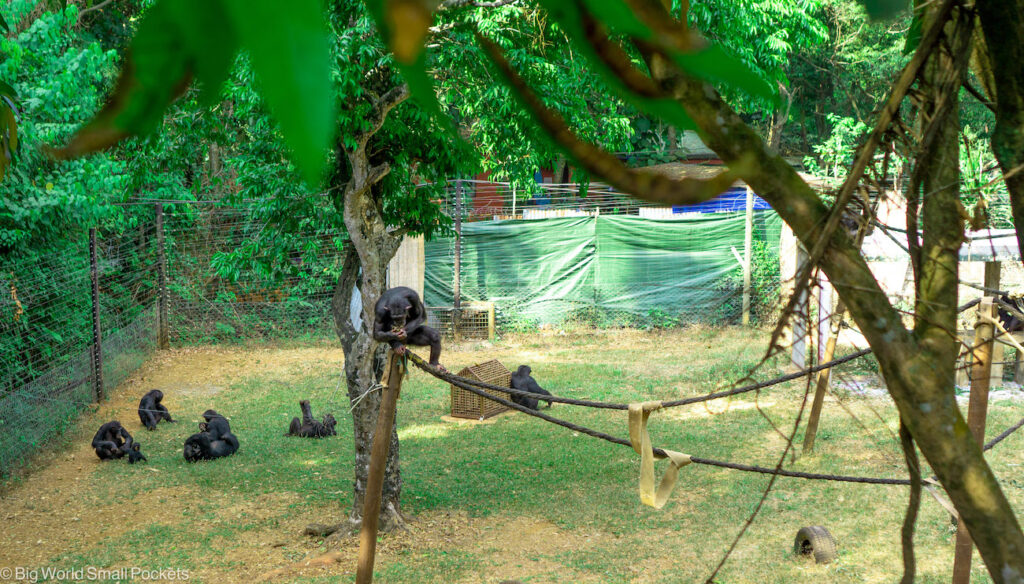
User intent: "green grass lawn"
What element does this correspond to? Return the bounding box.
[1,327,1022,583]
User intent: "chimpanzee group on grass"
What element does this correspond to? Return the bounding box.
[92,287,554,467]
[92,393,336,465]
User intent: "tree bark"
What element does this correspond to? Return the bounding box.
[641,39,1024,583]
[326,142,406,536]
[974,4,1024,262]
[310,76,410,537]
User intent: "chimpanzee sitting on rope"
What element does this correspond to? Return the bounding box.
[510,365,554,410]
[373,286,445,371]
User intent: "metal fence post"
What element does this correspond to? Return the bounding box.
[791,245,809,369]
[89,227,104,402]
[156,203,169,349]
[453,179,463,340]
[742,186,754,325]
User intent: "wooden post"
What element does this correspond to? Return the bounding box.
[742,186,754,325]
[984,261,1002,385]
[511,184,517,218]
[817,275,833,363]
[802,300,846,454]
[951,297,996,584]
[486,302,495,340]
[355,351,406,584]
[791,245,809,369]
[88,228,104,402]
[453,180,463,340]
[156,203,169,349]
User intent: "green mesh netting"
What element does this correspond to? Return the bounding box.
[425,212,783,328]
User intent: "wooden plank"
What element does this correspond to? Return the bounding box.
[791,245,809,369]
[985,262,1002,385]
[386,235,425,298]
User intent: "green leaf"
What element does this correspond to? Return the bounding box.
[167,0,239,105]
[0,80,17,102]
[0,79,18,180]
[0,13,8,33]
[903,10,922,55]
[54,0,333,187]
[223,0,335,186]
[858,0,909,20]
[535,0,696,131]
[672,45,778,104]
[578,0,653,40]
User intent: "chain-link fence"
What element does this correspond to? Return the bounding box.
[0,182,785,476]
[1,223,160,476]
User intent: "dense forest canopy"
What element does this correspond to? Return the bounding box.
[0,0,1006,257]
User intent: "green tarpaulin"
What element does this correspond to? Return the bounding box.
[425,212,782,327]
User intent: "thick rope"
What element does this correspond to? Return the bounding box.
[407,352,1024,487]
[410,348,874,411]
[984,417,1024,452]
[409,352,910,485]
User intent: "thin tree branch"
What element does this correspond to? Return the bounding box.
[360,84,411,148]
[963,78,997,113]
[76,0,116,24]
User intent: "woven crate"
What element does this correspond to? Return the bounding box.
[450,359,511,419]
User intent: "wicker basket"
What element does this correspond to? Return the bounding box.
[450,359,511,419]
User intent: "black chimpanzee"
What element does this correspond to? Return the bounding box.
[138,389,177,431]
[509,365,553,410]
[373,286,444,369]
[92,421,147,464]
[997,294,1024,332]
[183,410,239,462]
[286,400,337,438]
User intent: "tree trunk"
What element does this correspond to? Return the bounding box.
[318,143,406,538]
[643,36,1024,581]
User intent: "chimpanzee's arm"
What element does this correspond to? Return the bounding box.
[117,427,135,452]
[404,290,427,333]
[372,304,402,344]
